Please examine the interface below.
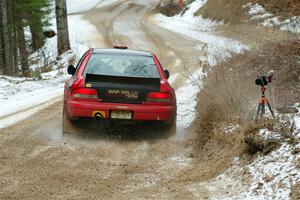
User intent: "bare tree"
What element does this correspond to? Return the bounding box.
[55,0,70,56]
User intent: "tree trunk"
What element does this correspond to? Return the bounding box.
[7,0,18,75]
[55,0,70,56]
[18,26,29,77]
[0,0,13,75]
[0,33,3,75]
[12,0,18,75]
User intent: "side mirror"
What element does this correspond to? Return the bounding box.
[164,69,170,79]
[67,65,76,75]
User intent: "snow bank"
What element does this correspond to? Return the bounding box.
[0,76,65,122]
[243,144,300,199]
[176,69,206,129]
[189,143,299,199]
[244,3,300,33]
[0,53,71,120]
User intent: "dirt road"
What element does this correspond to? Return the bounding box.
[0,1,246,199]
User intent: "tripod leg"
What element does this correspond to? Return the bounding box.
[261,100,265,119]
[255,103,262,122]
[266,98,275,118]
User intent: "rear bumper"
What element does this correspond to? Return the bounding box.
[65,100,176,122]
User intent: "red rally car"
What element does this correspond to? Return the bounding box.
[63,46,177,131]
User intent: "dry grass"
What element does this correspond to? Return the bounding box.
[252,0,300,17]
[195,103,227,146]
[194,0,248,24]
[194,0,300,24]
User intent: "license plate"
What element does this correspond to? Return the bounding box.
[111,110,132,119]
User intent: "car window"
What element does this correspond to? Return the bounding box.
[83,53,160,78]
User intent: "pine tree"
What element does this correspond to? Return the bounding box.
[16,0,51,52]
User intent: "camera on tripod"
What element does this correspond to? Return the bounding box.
[255,74,273,86]
[254,72,275,121]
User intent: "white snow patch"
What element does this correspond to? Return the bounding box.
[294,103,300,135]
[169,154,191,167]
[176,68,206,129]
[259,128,281,140]
[225,124,240,134]
[248,3,267,16]
[245,3,300,33]
[295,115,300,130]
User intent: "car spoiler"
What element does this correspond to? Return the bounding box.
[85,73,161,91]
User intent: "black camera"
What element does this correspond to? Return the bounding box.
[255,75,273,86]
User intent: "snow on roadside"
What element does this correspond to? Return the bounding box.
[0,55,70,119]
[176,69,206,129]
[189,143,299,199]
[244,3,300,33]
[293,103,300,138]
[243,144,300,199]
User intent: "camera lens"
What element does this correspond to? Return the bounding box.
[255,76,268,86]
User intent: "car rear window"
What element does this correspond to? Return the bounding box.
[83,53,160,78]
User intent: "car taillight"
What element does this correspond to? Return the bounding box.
[66,77,85,91]
[146,92,171,105]
[72,88,98,101]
